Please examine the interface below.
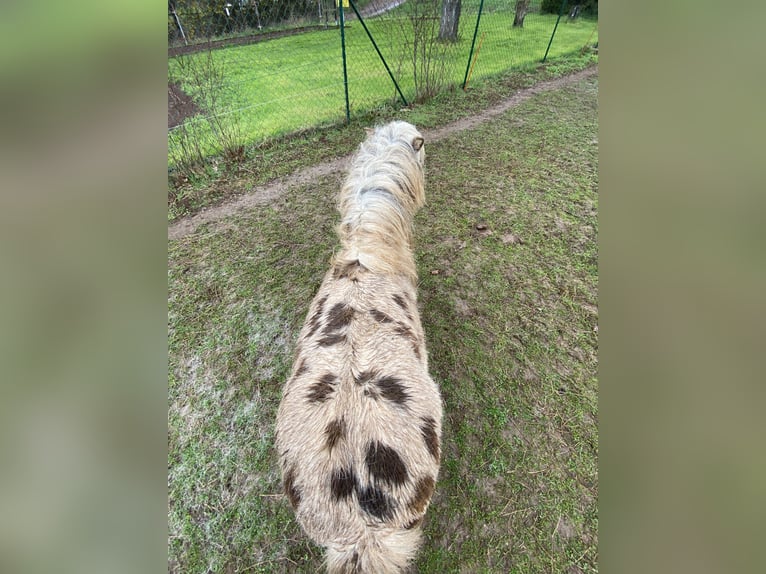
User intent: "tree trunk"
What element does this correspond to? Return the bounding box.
[513,0,529,28]
[438,0,461,42]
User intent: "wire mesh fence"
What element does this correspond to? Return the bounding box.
[168,0,598,171]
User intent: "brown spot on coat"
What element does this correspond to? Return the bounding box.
[307,295,329,337]
[392,294,412,320]
[357,484,394,520]
[375,376,409,406]
[394,322,416,341]
[354,370,379,386]
[330,466,357,501]
[408,475,435,514]
[324,302,355,333]
[283,466,301,509]
[306,373,337,403]
[370,309,393,324]
[421,417,440,462]
[392,294,408,311]
[394,322,422,356]
[325,418,346,452]
[317,333,346,346]
[365,441,408,487]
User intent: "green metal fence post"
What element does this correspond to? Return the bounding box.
[348,0,408,107]
[339,1,350,122]
[462,0,485,90]
[543,0,568,63]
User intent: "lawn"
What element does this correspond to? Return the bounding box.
[168,2,597,162]
[168,70,598,572]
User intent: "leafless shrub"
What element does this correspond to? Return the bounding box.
[169,47,244,179]
[396,0,454,102]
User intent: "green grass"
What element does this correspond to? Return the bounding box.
[168,72,598,572]
[168,5,597,162]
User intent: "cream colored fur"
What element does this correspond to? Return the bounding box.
[275,121,442,573]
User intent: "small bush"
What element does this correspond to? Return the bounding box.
[169,51,244,174]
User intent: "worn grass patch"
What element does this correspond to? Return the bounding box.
[168,74,598,572]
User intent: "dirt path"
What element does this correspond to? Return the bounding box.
[168,67,597,241]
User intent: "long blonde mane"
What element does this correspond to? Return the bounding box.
[333,121,426,284]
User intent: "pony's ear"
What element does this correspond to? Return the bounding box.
[411,136,424,152]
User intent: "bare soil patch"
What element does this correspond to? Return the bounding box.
[168,82,201,129]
